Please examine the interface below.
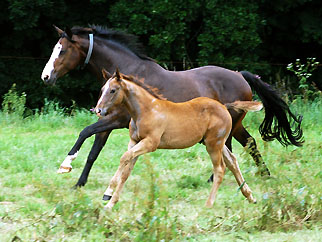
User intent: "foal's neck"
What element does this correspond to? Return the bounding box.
[122,81,157,121]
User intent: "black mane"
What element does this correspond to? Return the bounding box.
[71,25,153,61]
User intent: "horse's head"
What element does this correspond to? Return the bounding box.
[94,68,125,116]
[41,26,86,85]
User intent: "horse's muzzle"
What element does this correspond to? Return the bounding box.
[42,75,57,86]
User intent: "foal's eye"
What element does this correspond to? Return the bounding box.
[110,89,116,94]
[60,50,66,55]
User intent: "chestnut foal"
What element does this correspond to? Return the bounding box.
[95,69,262,209]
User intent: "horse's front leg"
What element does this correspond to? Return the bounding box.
[57,117,114,174]
[104,137,158,209]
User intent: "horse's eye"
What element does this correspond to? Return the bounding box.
[110,89,116,94]
[60,50,66,55]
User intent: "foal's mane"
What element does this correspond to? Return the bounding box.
[71,25,154,61]
[121,74,166,100]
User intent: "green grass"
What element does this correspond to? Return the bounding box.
[0,100,321,241]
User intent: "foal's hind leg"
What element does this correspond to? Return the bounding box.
[207,135,233,183]
[222,145,256,203]
[233,124,270,176]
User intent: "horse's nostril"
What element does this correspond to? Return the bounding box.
[43,75,49,81]
[96,108,101,114]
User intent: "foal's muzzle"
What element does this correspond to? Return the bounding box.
[94,107,108,117]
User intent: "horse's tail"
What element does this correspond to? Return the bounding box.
[225,101,263,113]
[240,71,304,147]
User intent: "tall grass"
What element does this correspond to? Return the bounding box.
[0,98,321,241]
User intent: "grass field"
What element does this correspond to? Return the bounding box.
[0,100,321,241]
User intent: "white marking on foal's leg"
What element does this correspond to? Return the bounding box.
[103,187,113,201]
[57,151,79,174]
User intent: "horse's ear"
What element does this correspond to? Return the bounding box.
[53,25,64,36]
[65,27,73,39]
[102,68,112,80]
[115,68,121,81]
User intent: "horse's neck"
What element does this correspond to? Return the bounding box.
[86,39,153,82]
[122,81,156,121]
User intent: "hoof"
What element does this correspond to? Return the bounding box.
[259,167,271,177]
[57,166,72,174]
[207,174,214,183]
[103,194,112,201]
[104,204,113,210]
[248,196,257,204]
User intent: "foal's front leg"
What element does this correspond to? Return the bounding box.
[104,137,158,209]
[103,139,137,200]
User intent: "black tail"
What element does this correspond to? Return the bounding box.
[240,71,304,147]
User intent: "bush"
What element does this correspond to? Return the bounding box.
[2,83,26,118]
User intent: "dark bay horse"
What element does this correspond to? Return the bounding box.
[95,69,260,209]
[41,25,303,187]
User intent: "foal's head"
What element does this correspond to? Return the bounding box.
[94,69,125,116]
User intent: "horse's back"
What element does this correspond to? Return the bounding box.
[163,65,252,104]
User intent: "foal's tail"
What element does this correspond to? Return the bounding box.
[240,71,304,147]
[226,101,263,113]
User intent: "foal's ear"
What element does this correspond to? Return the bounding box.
[102,68,112,80]
[115,68,121,81]
[53,25,64,36]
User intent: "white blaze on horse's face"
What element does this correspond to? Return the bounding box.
[41,41,62,82]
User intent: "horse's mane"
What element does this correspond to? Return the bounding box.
[121,74,166,100]
[71,25,153,61]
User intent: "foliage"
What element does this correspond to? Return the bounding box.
[197,0,261,69]
[0,100,321,240]
[2,83,26,118]
[287,58,321,100]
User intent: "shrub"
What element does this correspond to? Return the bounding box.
[2,83,26,118]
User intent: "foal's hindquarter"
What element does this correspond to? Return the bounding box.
[103,81,256,209]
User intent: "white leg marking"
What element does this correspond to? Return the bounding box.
[57,151,79,174]
[104,187,113,196]
[41,42,62,80]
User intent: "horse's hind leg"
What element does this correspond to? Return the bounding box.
[222,145,256,203]
[205,141,226,208]
[233,124,270,176]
